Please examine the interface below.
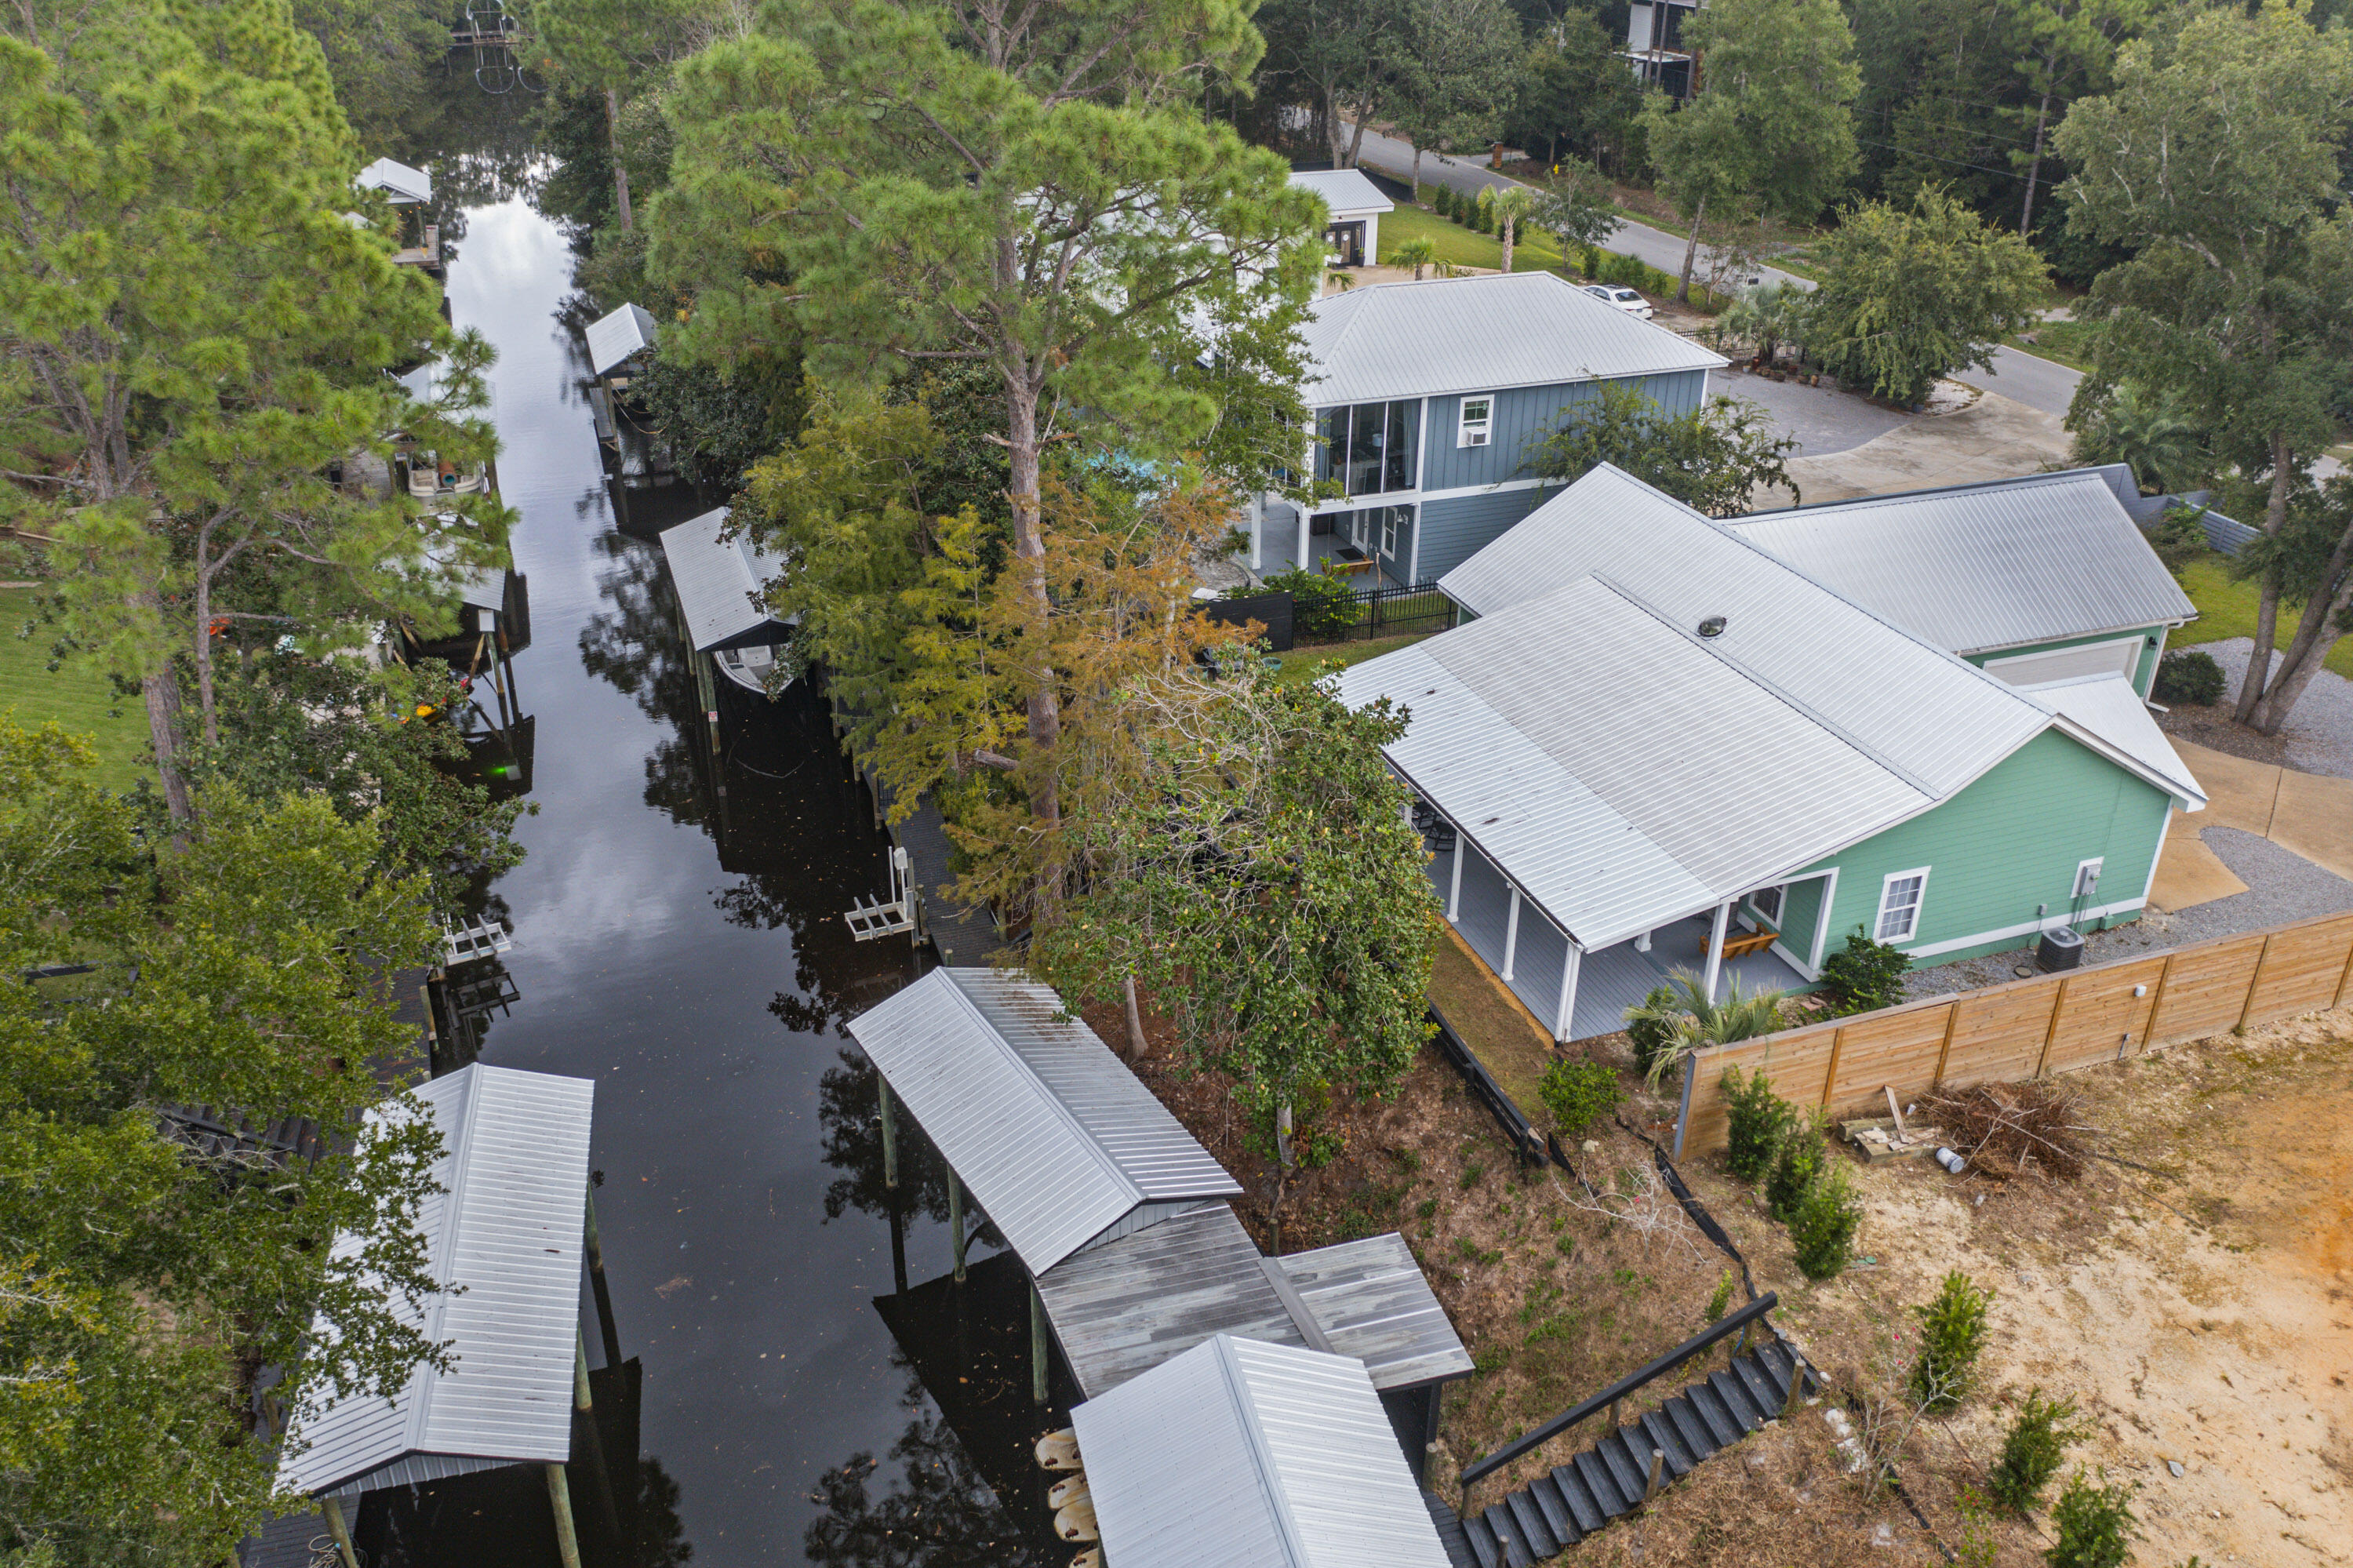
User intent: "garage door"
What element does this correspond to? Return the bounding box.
[1982,637,2141,689]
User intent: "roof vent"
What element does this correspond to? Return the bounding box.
[1697,616,1728,638]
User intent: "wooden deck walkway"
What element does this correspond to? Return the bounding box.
[867,771,998,967]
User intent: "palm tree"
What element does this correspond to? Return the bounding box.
[1478,184,1542,274]
[1622,968,1786,1089]
[2069,380,2205,497]
[1385,236,1457,282]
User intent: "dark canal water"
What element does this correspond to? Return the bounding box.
[349,86,1058,1568]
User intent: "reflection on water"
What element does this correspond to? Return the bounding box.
[347,58,1066,1566]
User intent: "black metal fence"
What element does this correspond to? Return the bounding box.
[1304,579,1457,645]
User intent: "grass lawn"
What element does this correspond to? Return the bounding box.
[0,588,153,790]
[2006,317,2101,373]
[1271,630,1435,686]
[2177,556,2353,679]
[1379,201,1566,274]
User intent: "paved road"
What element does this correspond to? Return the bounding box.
[1346,125,2089,419]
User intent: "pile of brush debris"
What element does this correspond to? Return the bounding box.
[1920,1081,2090,1181]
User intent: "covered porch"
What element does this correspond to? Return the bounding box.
[1247,497,1417,589]
[1424,830,1819,1046]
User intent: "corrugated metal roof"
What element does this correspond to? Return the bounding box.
[1347,465,2063,948]
[2032,673,2206,808]
[277,1065,595,1498]
[656,506,790,652]
[1303,273,1725,406]
[1072,1333,1454,1568]
[1289,168,1395,216]
[1038,1202,1306,1396]
[1726,468,2197,653]
[845,970,1241,1275]
[1278,1233,1474,1389]
[584,302,659,377]
[357,157,432,205]
[1038,1206,1471,1398]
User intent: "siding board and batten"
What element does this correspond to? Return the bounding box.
[1674,911,2353,1157]
[1071,1334,1456,1568]
[276,1065,595,1500]
[846,969,1242,1277]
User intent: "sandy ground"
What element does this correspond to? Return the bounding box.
[1753,390,2074,508]
[1816,1010,2353,1567]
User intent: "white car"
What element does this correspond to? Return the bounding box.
[1584,283,1655,320]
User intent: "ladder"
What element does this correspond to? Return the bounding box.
[845,848,916,941]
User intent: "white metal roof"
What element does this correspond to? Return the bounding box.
[1288,168,1395,217]
[1726,469,2197,653]
[657,506,791,652]
[584,302,659,378]
[845,969,1242,1275]
[1344,465,2075,948]
[1302,272,1724,406]
[277,1065,595,1499]
[1072,1333,1453,1568]
[356,157,433,206]
[2031,673,2206,809]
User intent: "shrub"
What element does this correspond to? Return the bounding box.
[1908,1270,1993,1413]
[1433,185,1454,220]
[1820,926,1911,1015]
[2044,1470,2138,1568]
[1624,983,1685,1079]
[2151,504,2210,575]
[1721,1065,1795,1183]
[1258,567,1358,642]
[2153,649,2226,708]
[1988,1389,2091,1515]
[1539,1057,1623,1133]
[1765,1111,1826,1221]
[1789,1159,1861,1279]
[1583,242,1604,278]
[1703,1268,1735,1322]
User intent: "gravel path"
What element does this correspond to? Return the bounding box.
[1900,826,2353,997]
[2178,638,2353,780]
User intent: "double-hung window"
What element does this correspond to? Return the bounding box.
[1458,395,1493,448]
[1875,868,1929,944]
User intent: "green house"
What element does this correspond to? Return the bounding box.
[1340,465,2207,1043]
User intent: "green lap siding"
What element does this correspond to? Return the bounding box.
[1801,729,2175,966]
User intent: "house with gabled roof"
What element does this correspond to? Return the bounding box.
[1340,465,2206,1042]
[1726,466,2197,695]
[1245,273,1726,590]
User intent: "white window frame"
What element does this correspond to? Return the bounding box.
[1875,867,1930,944]
[1348,509,1369,551]
[1380,508,1399,558]
[1749,883,1785,925]
[1457,395,1493,449]
[2072,857,2104,900]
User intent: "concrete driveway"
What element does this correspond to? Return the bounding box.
[1751,390,2075,507]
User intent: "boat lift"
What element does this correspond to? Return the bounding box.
[844,847,916,942]
[442,915,515,969]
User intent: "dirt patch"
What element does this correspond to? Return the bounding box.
[2158,702,2296,769]
[1095,986,2353,1566]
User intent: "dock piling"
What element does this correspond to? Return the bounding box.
[1031,1282,1049,1406]
[947,1166,967,1282]
[545,1464,583,1568]
[321,1496,361,1568]
[878,1079,898,1189]
[583,1182,624,1368]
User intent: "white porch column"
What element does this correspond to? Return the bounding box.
[1702,899,1733,1002]
[1249,492,1264,571]
[1501,886,1522,982]
[1551,941,1583,1042]
[1446,840,1465,922]
[1297,504,1311,573]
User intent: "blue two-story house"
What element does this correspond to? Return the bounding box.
[1245,271,1727,588]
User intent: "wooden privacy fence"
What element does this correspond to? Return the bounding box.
[1673,910,2353,1158]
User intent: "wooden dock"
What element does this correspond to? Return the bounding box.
[867,771,997,966]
